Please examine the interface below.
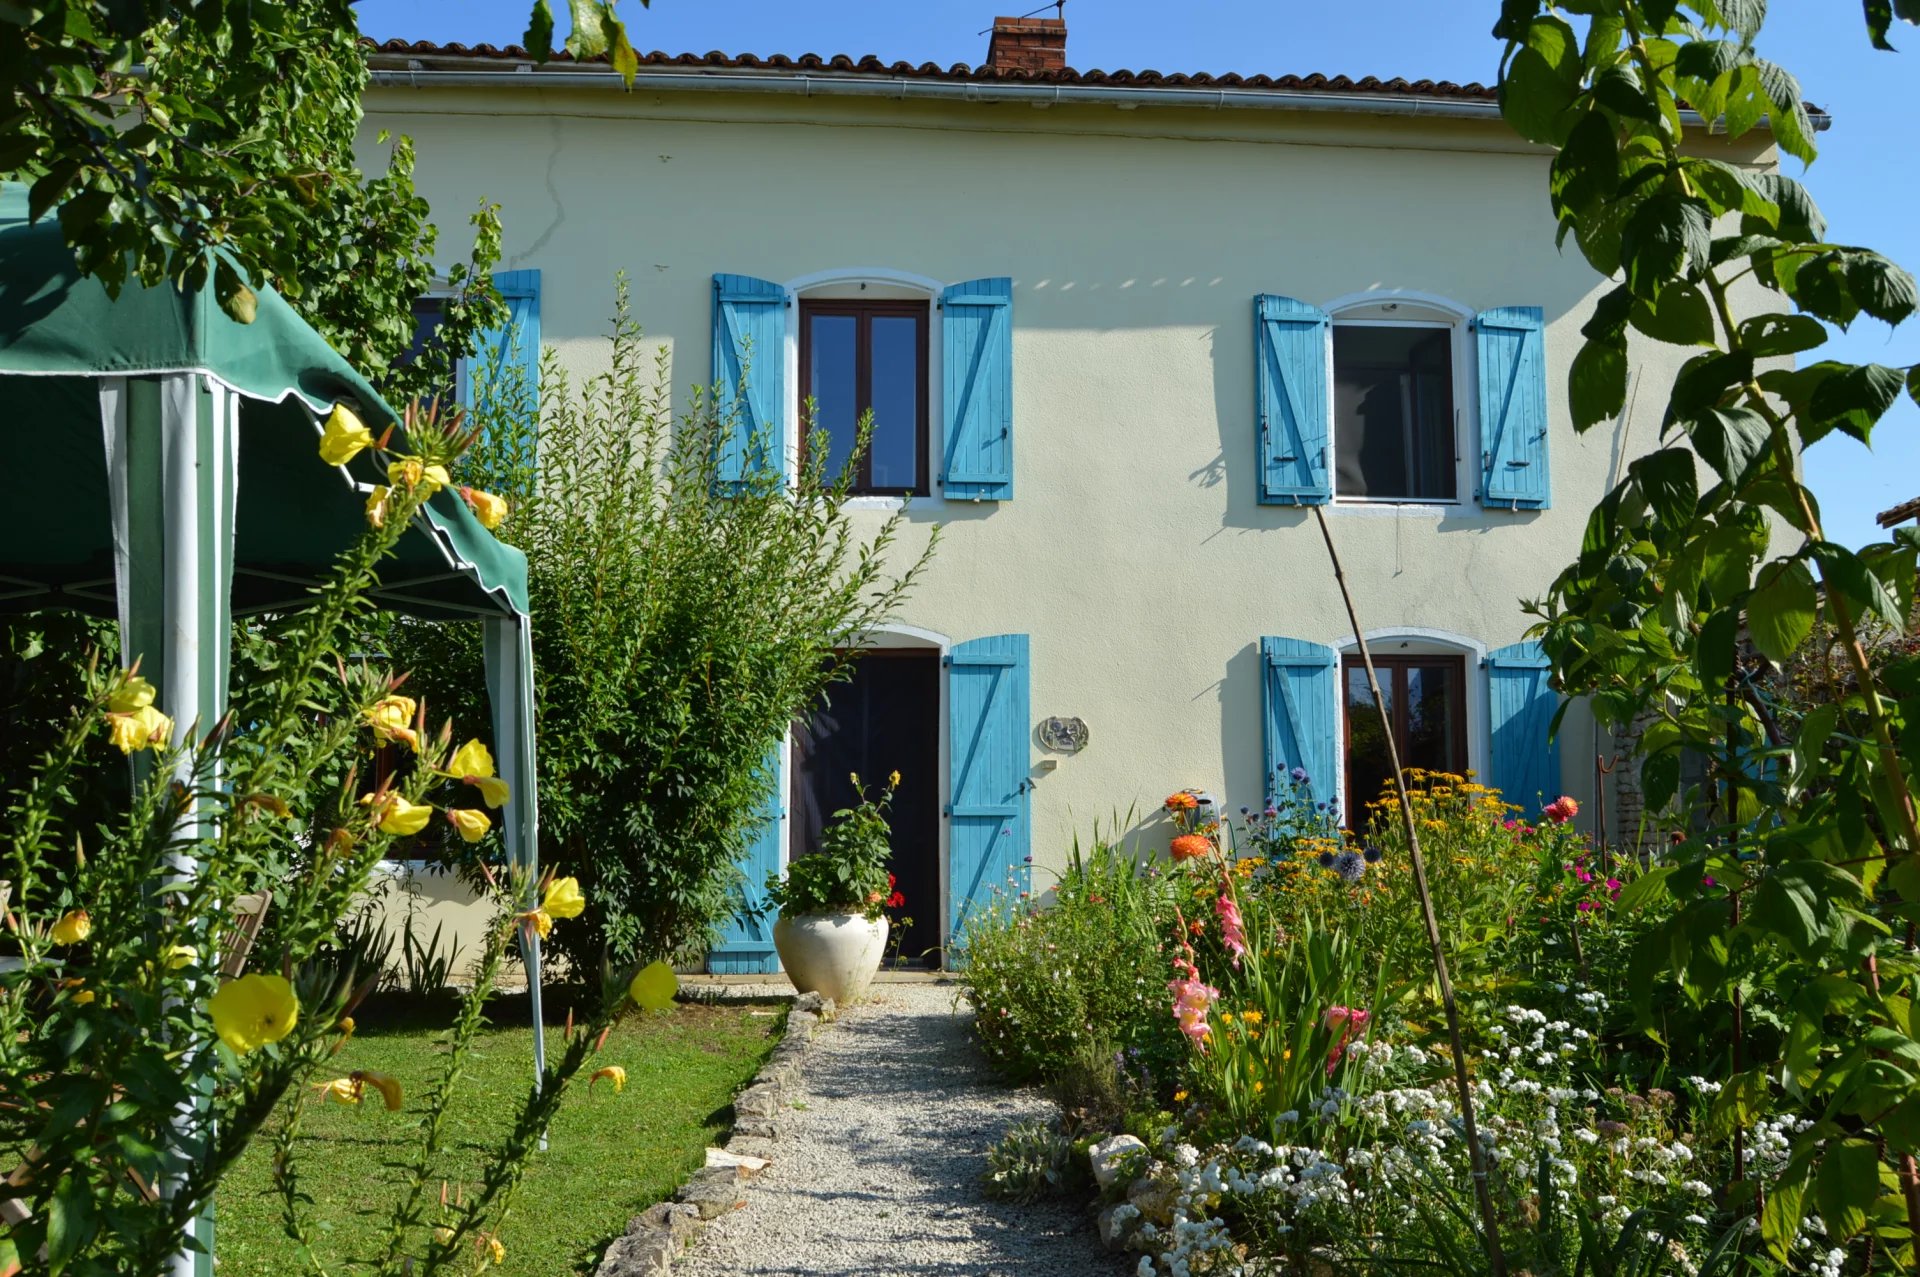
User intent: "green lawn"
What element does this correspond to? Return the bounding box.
[216,996,782,1276]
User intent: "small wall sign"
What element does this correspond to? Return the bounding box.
[1038,716,1089,754]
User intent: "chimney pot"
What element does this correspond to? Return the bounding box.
[986,14,1067,74]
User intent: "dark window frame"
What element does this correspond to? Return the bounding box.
[1341,653,1470,824]
[798,299,930,497]
[1330,319,1460,504]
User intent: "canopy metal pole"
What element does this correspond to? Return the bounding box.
[107,373,239,1277]
[484,615,545,1105]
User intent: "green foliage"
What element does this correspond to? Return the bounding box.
[3,0,506,387]
[766,775,898,920]
[981,1118,1090,1204]
[957,820,1186,1088]
[1498,0,1920,1261]
[385,277,935,969]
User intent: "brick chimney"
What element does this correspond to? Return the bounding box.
[986,14,1067,73]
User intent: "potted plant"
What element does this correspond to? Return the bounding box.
[767,772,905,1004]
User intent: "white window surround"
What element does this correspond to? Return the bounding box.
[1321,289,1478,516]
[782,268,947,511]
[1330,627,1491,822]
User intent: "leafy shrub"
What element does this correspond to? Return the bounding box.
[957,821,1184,1088]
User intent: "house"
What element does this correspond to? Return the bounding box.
[360,15,1788,970]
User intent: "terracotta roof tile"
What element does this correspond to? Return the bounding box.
[365,40,1500,100]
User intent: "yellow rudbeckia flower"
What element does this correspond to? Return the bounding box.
[363,694,418,750]
[590,1065,627,1092]
[319,403,375,467]
[628,960,678,1012]
[448,738,510,808]
[50,909,91,946]
[446,808,491,843]
[208,973,300,1055]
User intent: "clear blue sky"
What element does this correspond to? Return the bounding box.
[357,1,1919,548]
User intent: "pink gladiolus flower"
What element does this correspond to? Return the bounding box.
[1169,974,1219,1051]
[1322,1005,1371,1074]
[1215,893,1247,968]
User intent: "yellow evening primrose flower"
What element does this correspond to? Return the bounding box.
[162,944,199,970]
[364,484,390,529]
[542,876,586,921]
[363,694,418,750]
[106,676,157,715]
[317,1077,362,1105]
[50,909,91,946]
[208,973,300,1055]
[590,1065,627,1093]
[338,1016,356,1040]
[628,959,678,1012]
[433,1227,456,1247]
[354,1070,403,1111]
[487,1237,506,1266]
[447,808,491,843]
[387,457,451,496]
[361,793,433,837]
[318,403,375,467]
[105,704,173,754]
[447,739,511,808]
[461,487,509,530]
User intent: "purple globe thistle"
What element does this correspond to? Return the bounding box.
[1334,850,1366,883]
[1317,851,1337,868]
[1362,843,1384,864]
[1290,767,1310,784]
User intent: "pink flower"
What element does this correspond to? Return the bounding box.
[1169,975,1219,1050]
[1215,893,1247,968]
[1543,796,1580,825]
[1576,900,1598,912]
[1605,877,1622,899]
[1574,868,1594,884]
[1322,1005,1371,1074]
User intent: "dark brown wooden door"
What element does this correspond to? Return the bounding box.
[1342,654,1468,826]
[791,650,942,966]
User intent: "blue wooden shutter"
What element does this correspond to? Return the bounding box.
[1475,306,1550,510]
[710,742,786,974]
[946,634,1030,947]
[1487,640,1561,810]
[1260,636,1339,815]
[940,278,1013,500]
[469,269,542,429]
[1254,295,1332,505]
[712,273,788,492]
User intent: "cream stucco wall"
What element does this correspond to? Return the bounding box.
[359,84,1776,934]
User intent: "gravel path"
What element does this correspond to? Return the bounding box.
[677,981,1120,1276]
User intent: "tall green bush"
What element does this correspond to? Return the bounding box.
[388,278,936,969]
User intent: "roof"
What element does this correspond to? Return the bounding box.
[1879,496,1920,528]
[365,41,1500,102]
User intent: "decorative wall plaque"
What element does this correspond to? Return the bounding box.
[1038,716,1089,754]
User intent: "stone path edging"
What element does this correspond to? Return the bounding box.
[593,991,836,1277]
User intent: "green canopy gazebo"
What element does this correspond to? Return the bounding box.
[0,190,545,1274]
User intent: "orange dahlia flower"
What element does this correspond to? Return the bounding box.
[1170,834,1212,862]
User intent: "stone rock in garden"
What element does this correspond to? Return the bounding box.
[1096,1203,1143,1251]
[792,991,836,1019]
[1126,1172,1178,1227]
[627,1201,702,1242]
[726,1135,779,1164]
[1088,1133,1146,1191]
[680,1166,749,1220]
[596,1230,676,1277]
[705,1146,771,1175]
[733,1082,784,1119]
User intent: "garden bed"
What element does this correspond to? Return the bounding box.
[216,993,784,1276]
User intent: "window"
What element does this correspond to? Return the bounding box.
[1343,654,1467,822]
[1332,323,1456,501]
[800,300,928,496]
[388,294,460,410]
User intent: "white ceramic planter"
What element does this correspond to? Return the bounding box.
[773,912,889,1005]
